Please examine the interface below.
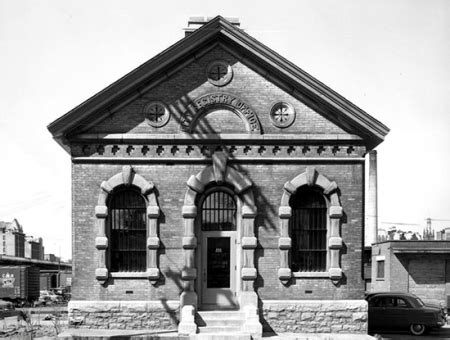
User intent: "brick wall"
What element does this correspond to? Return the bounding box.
[371,242,450,306]
[408,256,447,305]
[72,161,365,302]
[371,243,391,292]
[68,43,369,333]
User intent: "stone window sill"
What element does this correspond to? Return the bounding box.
[293,271,329,278]
[376,278,385,281]
[110,272,148,279]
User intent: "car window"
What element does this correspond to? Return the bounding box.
[370,297,383,307]
[414,296,425,307]
[368,297,378,307]
[396,298,409,308]
[371,296,395,307]
[385,297,396,307]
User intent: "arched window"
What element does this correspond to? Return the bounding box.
[201,188,236,231]
[107,186,146,272]
[289,187,327,272]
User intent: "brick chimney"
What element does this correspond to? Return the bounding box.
[184,16,240,36]
[365,150,378,246]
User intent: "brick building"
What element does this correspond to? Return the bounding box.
[25,236,45,260]
[48,17,388,335]
[372,241,450,308]
[0,219,25,257]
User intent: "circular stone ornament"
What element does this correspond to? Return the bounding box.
[144,101,170,127]
[269,102,296,128]
[206,60,233,86]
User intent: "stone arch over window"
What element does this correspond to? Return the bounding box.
[278,166,343,281]
[94,165,160,283]
[178,151,259,334]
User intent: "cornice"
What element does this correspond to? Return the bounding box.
[71,133,364,144]
[70,142,366,161]
[72,157,365,164]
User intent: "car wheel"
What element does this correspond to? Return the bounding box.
[410,323,426,336]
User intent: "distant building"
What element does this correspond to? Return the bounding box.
[422,218,450,241]
[0,219,50,259]
[25,236,45,260]
[40,269,72,290]
[372,240,450,307]
[434,229,450,241]
[436,230,446,240]
[423,218,435,240]
[0,219,25,257]
[44,253,60,263]
[378,227,421,242]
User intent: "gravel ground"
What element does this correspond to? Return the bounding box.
[0,308,68,339]
[0,324,67,338]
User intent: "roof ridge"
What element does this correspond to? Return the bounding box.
[48,16,389,150]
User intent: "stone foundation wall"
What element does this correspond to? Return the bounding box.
[261,300,368,333]
[69,299,367,334]
[68,301,179,330]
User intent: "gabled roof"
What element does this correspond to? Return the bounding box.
[48,15,389,148]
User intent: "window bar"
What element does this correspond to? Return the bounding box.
[311,212,314,271]
[202,197,206,229]
[314,211,317,271]
[214,191,217,229]
[207,193,211,230]
[220,191,224,230]
[216,192,219,227]
[212,192,215,229]
[208,193,212,229]
[118,205,121,271]
[218,191,221,229]
[206,193,209,229]
[217,192,220,229]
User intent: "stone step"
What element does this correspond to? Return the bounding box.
[197,326,244,334]
[198,319,244,327]
[193,333,251,340]
[196,310,251,336]
[197,311,245,320]
[196,311,246,328]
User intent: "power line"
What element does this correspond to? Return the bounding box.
[425,218,450,222]
[380,222,421,226]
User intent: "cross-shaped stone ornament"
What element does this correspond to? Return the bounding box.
[209,64,228,81]
[147,103,166,122]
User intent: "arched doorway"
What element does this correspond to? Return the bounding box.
[180,152,258,312]
[197,185,239,308]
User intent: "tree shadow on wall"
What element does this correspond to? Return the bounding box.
[257,297,276,335]
[155,267,185,326]
[167,93,281,237]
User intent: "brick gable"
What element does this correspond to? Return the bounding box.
[80,45,352,138]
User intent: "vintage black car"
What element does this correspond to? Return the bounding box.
[366,292,446,335]
[0,300,22,319]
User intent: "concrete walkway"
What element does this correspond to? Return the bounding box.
[56,329,376,340]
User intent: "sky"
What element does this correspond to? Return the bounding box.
[0,0,449,260]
